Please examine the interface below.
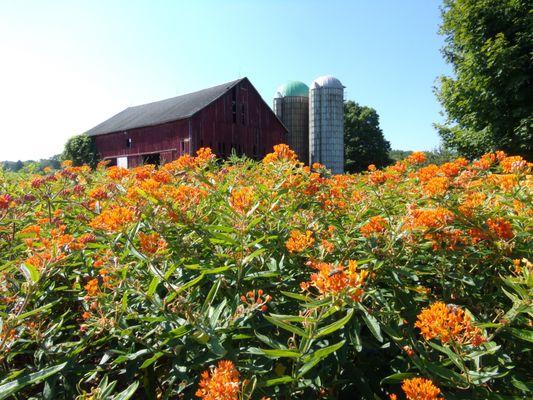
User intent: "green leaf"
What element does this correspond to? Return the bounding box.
[175,274,204,295]
[298,340,346,377]
[146,276,160,297]
[140,352,164,369]
[315,309,353,338]
[112,381,139,400]
[506,327,533,343]
[360,306,382,342]
[262,376,293,387]
[0,362,67,400]
[20,263,40,283]
[381,372,416,384]
[259,349,301,359]
[264,315,307,338]
[280,291,310,302]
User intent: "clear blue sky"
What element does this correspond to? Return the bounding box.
[0,0,451,161]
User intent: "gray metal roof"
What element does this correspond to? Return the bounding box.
[86,78,244,136]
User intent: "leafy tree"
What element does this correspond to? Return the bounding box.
[344,101,391,172]
[62,135,99,167]
[435,0,532,159]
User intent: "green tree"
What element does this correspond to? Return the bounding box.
[62,135,99,167]
[344,101,391,172]
[435,0,532,159]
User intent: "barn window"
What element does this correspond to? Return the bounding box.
[241,104,246,125]
[180,140,185,153]
[143,153,160,166]
[126,138,132,148]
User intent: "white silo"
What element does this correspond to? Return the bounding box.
[309,76,344,174]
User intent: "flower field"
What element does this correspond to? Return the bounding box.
[0,145,531,399]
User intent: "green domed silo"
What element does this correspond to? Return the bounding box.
[273,81,309,164]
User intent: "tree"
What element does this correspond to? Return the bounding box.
[436,0,532,159]
[62,135,99,168]
[344,101,391,172]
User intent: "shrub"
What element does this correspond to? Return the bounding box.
[0,146,531,399]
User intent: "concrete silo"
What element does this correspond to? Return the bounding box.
[273,81,310,164]
[309,76,344,174]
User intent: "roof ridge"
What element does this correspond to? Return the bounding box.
[85,77,245,136]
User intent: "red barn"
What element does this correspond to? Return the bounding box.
[86,78,287,167]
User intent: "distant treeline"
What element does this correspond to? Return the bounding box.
[1,155,61,172]
[389,147,458,165]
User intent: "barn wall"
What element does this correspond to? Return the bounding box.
[93,78,287,165]
[191,79,286,159]
[93,119,190,162]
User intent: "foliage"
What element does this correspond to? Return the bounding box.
[0,145,532,399]
[389,146,458,166]
[62,134,99,168]
[435,0,533,160]
[1,155,61,173]
[344,101,391,172]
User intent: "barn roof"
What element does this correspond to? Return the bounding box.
[85,78,244,136]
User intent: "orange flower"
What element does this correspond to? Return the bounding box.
[404,207,454,231]
[422,177,449,197]
[0,194,12,210]
[401,377,442,400]
[301,260,368,301]
[500,155,530,173]
[195,147,216,166]
[360,216,387,237]
[90,206,135,233]
[139,232,168,255]
[415,302,485,346]
[486,217,513,240]
[107,166,130,180]
[286,230,315,253]
[263,144,298,164]
[84,278,99,296]
[406,151,427,165]
[230,187,255,214]
[196,360,240,400]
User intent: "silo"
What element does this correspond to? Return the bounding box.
[273,81,309,164]
[309,76,344,174]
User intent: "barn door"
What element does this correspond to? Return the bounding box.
[180,138,191,155]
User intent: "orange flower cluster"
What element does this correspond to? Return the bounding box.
[0,194,12,210]
[139,232,168,255]
[107,166,130,181]
[415,302,485,346]
[486,217,514,240]
[499,155,530,173]
[401,377,442,400]
[406,151,427,165]
[169,185,208,213]
[404,207,454,230]
[230,187,255,214]
[84,278,99,297]
[360,216,387,237]
[90,206,135,233]
[301,260,368,301]
[196,360,240,400]
[286,230,315,253]
[422,177,449,197]
[240,289,272,312]
[262,143,298,164]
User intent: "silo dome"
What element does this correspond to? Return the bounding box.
[275,81,309,98]
[310,75,344,89]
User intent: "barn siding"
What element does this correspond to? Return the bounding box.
[93,78,287,166]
